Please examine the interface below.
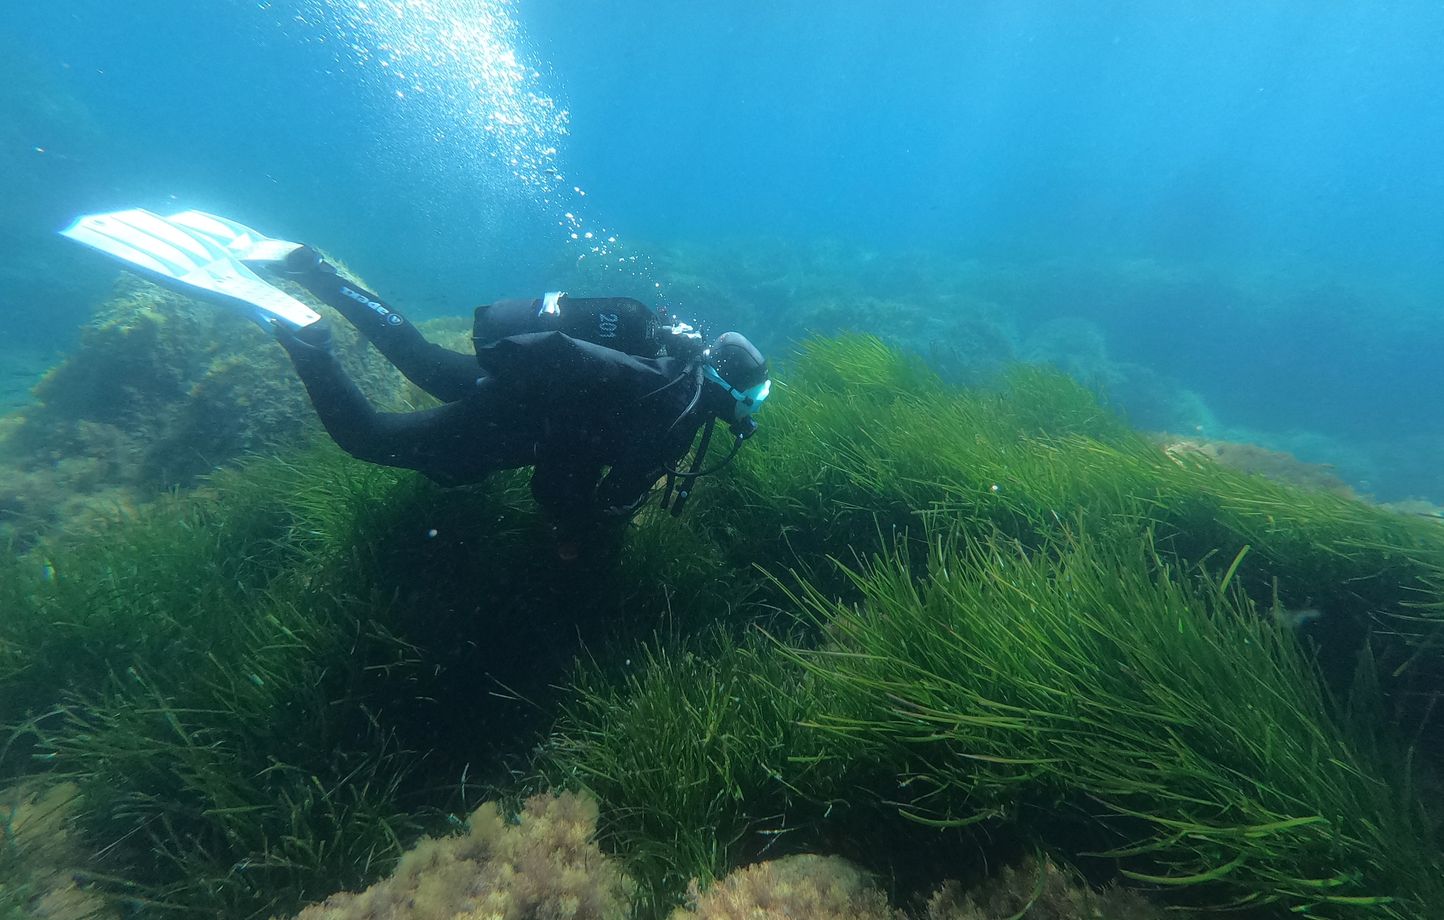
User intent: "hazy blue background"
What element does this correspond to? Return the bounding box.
[2,1,1442,497]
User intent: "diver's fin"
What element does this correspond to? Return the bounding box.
[60,209,320,331]
[167,210,303,265]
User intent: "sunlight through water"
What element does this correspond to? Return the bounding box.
[293,0,663,293]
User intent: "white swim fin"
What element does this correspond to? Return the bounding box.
[60,208,320,331]
[166,210,304,265]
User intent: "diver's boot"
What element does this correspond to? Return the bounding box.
[275,318,335,358]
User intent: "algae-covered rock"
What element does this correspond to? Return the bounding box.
[925,855,1182,920]
[667,852,1185,920]
[286,790,633,920]
[0,274,434,546]
[1157,434,1360,497]
[671,854,901,920]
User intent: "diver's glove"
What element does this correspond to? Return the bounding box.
[548,518,586,562]
[274,317,335,357]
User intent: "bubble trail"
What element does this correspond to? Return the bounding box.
[292,0,668,295]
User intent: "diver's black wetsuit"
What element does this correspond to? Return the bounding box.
[276,260,705,536]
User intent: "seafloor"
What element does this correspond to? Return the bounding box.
[1,271,1442,920]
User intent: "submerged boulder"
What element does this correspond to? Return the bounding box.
[0,274,459,547]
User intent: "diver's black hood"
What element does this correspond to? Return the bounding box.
[708,331,768,391]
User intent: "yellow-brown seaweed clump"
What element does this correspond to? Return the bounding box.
[285,791,632,920]
[664,852,1185,920]
[924,855,1178,920]
[669,854,901,920]
[0,781,113,919]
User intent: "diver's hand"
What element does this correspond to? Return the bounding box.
[549,517,589,563]
[556,540,581,562]
[549,515,627,563]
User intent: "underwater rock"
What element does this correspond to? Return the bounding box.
[0,274,443,547]
[284,790,633,920]
[1022,315,1113,379]
[1157,434,1358,497]
[1379,496,1444,520]
[1020,317,1217,433]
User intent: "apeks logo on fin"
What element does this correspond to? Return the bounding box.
[340,285,404,326]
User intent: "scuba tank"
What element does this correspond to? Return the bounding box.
[473,292,663,358]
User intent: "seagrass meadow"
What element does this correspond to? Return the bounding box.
[2,336,1442,920]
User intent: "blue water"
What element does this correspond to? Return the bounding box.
[2,0,1443,498]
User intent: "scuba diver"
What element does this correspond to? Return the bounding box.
[60,209,771,559]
